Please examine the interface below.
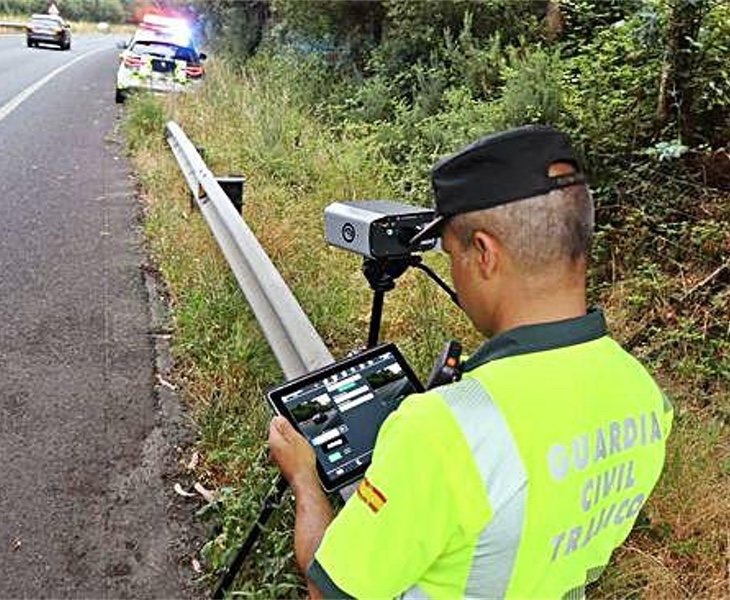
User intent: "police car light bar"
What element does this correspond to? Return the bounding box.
[139,13,192,45]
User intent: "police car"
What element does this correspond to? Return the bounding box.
[115,15,205,104]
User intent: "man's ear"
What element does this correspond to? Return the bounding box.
[471,230,500,279]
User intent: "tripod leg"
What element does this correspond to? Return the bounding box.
[213,476,289,599]
[367,289,385,348]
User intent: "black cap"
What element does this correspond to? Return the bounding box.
[410,125,585,245]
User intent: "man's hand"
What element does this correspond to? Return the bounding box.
[268,416,319,494]
[269,416,333,596]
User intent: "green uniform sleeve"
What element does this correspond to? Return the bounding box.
[308,393,459,598]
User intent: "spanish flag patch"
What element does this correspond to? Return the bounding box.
[357,477,387,514]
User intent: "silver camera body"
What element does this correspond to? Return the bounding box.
[324,200,437,259]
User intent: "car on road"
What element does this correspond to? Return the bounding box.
[313,411,329,425]
[26,14,71,50]
[115,22,205,103]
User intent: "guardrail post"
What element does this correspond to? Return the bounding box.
[165,120,334,378]
[217,176,246,214]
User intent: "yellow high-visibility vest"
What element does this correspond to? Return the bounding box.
[309,309,672,599]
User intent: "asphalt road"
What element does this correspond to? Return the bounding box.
[0,34,199,597]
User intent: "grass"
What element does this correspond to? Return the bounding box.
[123,58,729,598]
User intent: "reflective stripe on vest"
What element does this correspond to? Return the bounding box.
[403,377,528,599]
[467,336,670,597]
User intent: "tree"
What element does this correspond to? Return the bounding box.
[656,0,710,142]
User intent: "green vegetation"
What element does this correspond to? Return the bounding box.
[124,1,729,597]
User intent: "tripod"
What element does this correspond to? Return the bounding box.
[362,255,458,347]
[213,255,458,598]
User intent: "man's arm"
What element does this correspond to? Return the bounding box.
[290,471,333,598]
[271,394,459,598]
[268,416,333,598]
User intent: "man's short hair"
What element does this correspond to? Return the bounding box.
[447,183,594,273]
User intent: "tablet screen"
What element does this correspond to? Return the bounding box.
[267,344,423,492]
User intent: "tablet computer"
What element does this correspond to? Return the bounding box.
[266,343,423,493]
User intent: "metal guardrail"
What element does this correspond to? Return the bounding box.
[165,121,334,379]
[0,21,26,33]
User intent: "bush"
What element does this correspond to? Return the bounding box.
[496,45,564,129]
[0,0,44,16]
[690,1,730,147]
[561,12,663,174]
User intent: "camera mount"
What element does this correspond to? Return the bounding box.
[362,255,459,348]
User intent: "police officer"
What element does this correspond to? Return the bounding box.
[269,125,672,599]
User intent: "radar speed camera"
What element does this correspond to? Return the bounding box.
[325,200,438,259]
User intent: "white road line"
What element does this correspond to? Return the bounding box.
[0,46,107,124]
